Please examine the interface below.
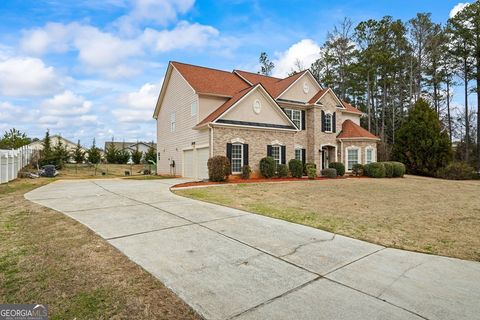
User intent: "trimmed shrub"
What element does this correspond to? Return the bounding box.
[240,165,251,180]
[260,157,275,178]
[305,162,316,172]
[352,163,364,176]
[436,162,476,180]
[277,164,289,178]
[391,161,406,177]
[383,162,394,178]
[364,162,386,178]
[321,168,337,178]
[307,166,317,179]
[207,156,230,182]
[288,159,303,178]
[328,162,345,176]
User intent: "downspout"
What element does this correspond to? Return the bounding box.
[208,124,214,157]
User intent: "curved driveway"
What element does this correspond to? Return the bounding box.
[25,178,480,320]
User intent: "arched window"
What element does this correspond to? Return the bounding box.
[324,113,332,132]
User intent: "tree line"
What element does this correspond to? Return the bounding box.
[259,2,480,171]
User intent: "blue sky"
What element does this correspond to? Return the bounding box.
[0,0,469,146]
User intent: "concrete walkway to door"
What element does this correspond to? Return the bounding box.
[25,179,480,320]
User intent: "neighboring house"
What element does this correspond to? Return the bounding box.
[153,61,379,179]
[28,135,84,152]
[104,141,156,155]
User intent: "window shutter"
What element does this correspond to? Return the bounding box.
[321,110,325,132]
[333,112,336,133]
[243,144,249,165]
[301,148,306,165]
[281,146,286,164]
[301,110,306,130]
[267,145,273,157]
[226,143,232,162]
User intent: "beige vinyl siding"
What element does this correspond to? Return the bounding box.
[278,74,321,103]
[198,95,229,122]
[340,112,361,126]
[220,88,290,125]
[156,67,209,175]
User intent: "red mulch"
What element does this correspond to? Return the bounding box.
[172,175,367,189]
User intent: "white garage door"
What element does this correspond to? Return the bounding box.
[196,147,209,179]
[183,149,194,178]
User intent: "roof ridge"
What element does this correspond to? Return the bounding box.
[171,61,234,76]
[234,69,282,80]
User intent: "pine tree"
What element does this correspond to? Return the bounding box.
[258,52,275,76]
[145,142,156,163]
[131,143,143,164]
[52,136,70,168]
[105,139,119,164]
[87,138,101,164]
[72,140,85,164]
[0,128,31,149]
[393,99,452,176]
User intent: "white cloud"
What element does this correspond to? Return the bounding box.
[450,2,470,18]
[142,21,219,52]
[20,22,71,55]
[115,0,195,33]
[41,91,92,116]
[272,39,321,77]
[112,82,160,122]
[0,57,62,97]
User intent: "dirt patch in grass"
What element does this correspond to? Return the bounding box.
[0,179,200,320]
[175,175,480,261]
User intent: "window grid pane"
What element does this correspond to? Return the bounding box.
[295,149,301,161]
[324,114,332,132]
[347,149,358,170]
[285,109,301,129]
[272,146,281,165]
[366,149,373,164]
[231,144,243,173]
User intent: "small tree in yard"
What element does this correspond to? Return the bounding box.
[145,143,156,163]
[207,156,230,182]
[116,142,130,164]
[131,144,143,164]
[52,137,70,169]
[392,99,452,176]
[87,138,102,175]
[39,129,54,166]
[72,140,85,164]
[105,140,118,163]
[259,157,276,178]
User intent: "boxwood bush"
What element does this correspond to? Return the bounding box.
[288,159,303,178]
[436,162,476,180]
[307,166,317,179]
[241,165,251,179]
[321,168,337,178]
[352,163,364,176]
[364,162,386,178]
[277,164,289,178]
[383,162,394,178]
[328,162,345,176]
[207,156,230,182]
[259,156,276,178]
[391,161,406,177]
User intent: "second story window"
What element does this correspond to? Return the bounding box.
[324,113,332,132]
[191,101,197,116]
[170,112,176,132]
[285,109,302,129]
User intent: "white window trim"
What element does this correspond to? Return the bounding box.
[284,108,302,130]
[271,145,282,165]
[365,146,375,164]
[231,143,243,174]
[294,148,302,161]
[271,140,284,146]
[345,146,360,171]
[324,112,333,133]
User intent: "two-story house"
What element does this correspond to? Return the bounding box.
[153,61,379,179]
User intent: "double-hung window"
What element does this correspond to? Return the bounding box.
[272,145,281,165]
[295,149,302,161]
[285,109,302,129]
[231,144,243,173]
[347,148,359,170]
[170,112,176,132]
[324,113,332,132]
[366,148,373,164]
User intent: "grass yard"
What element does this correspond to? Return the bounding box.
[0,178,200,320]
[175,175,480,261]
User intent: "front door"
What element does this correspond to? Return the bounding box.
[321,148,329,169]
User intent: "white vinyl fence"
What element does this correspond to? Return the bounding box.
[0,146,34,184]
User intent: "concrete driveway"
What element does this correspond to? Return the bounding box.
[25,179,480,320]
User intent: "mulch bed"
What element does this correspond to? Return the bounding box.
[172,175,367,188]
